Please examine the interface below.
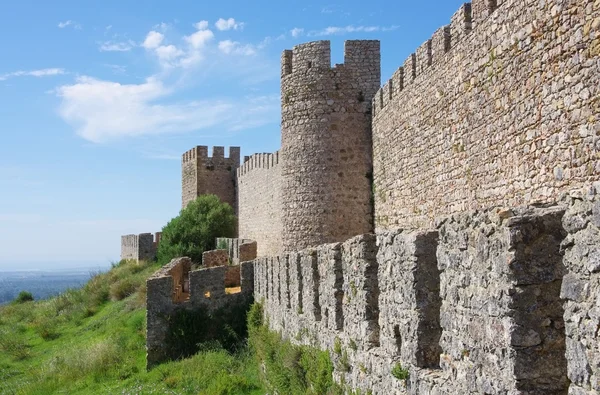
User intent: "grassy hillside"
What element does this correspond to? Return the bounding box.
[0,260,263,395]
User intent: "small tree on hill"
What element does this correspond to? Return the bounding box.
[157,195,236,264]
[14,291,34,304]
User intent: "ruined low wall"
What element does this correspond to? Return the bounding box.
[237,152,283,257]
[120,233,159,262]
[146,257,254,368]
[202,249,229,267]
[254,197,600,394]
[372,0,600,231]
[215,238,257,264]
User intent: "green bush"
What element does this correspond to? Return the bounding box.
[157,195,236,264]
[14,291,34,304]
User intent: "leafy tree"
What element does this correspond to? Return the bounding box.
[157,195,236,264]
[14,290,34,303]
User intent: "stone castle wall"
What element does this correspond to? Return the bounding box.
[215,237,258,264]
[254,193,600,394]
[237,152,283,256]
[146,256,254,368]
[372,0,600,231]
[120,232,160,261]
[181,146,240,212]
[280,40,380,252]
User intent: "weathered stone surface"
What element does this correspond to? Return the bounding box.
[215,238,256,264]
[202,249,229,268]
[372,0,600,233]
[120,233,160,262]
[256,206,570,394]
[237,154,282,257]
[146,257,253,369]
[562,187,600,393]
[181,146,239,212]
[280,40,380,252]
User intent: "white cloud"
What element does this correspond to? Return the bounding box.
[99,40,135,52]
[0,68,66,81]
[194,20,209,30]
[177,23,215,67]
[58,20,81,29]
[142,31,164,49]
[155,45,185,63]
[308,24,399,36]
[218,40,256,56]
[215,18,243,31]
[290,28,304,37]
[55,76,278,143]
[184,28,214,49]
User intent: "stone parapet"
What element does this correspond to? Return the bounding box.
[255,205,575,393]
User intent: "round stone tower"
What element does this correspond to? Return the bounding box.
[280,40,381,252]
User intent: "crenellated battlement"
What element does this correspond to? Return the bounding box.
[372,1,479,115]
[181,145,240,212]
[144,0,600,390]
[254,202,593,393]
[280,40,380,86]
[237,151,280,177]
[371,0,513,115]
[181,146,240,166]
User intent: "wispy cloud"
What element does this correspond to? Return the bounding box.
[218,40,256,56]
[0,68,66,81]
[58,20,82,29]
[104,64,127,75]
[99,40,136,52]
[55,77,279,143]
[307,24,399,36]
[153,22,171,32]
[55,17,279,142]
[290,28,304,38]
[215,18,244,31]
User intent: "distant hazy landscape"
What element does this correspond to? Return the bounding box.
[0,268,107,305]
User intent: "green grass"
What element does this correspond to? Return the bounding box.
[0,259,263,395]
[247,302,342,395]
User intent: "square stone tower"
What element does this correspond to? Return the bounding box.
[181,146,240,211]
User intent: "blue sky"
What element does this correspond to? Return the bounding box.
[0,0,466,270]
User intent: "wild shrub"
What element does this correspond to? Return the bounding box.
[157,195,236,264]
[0,328,30,360]
[13,290,33,304]
[109,277,137,301]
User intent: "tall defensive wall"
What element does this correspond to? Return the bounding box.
[280,40,381,252]
[372,0,600,231]
[237,152,283,257]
